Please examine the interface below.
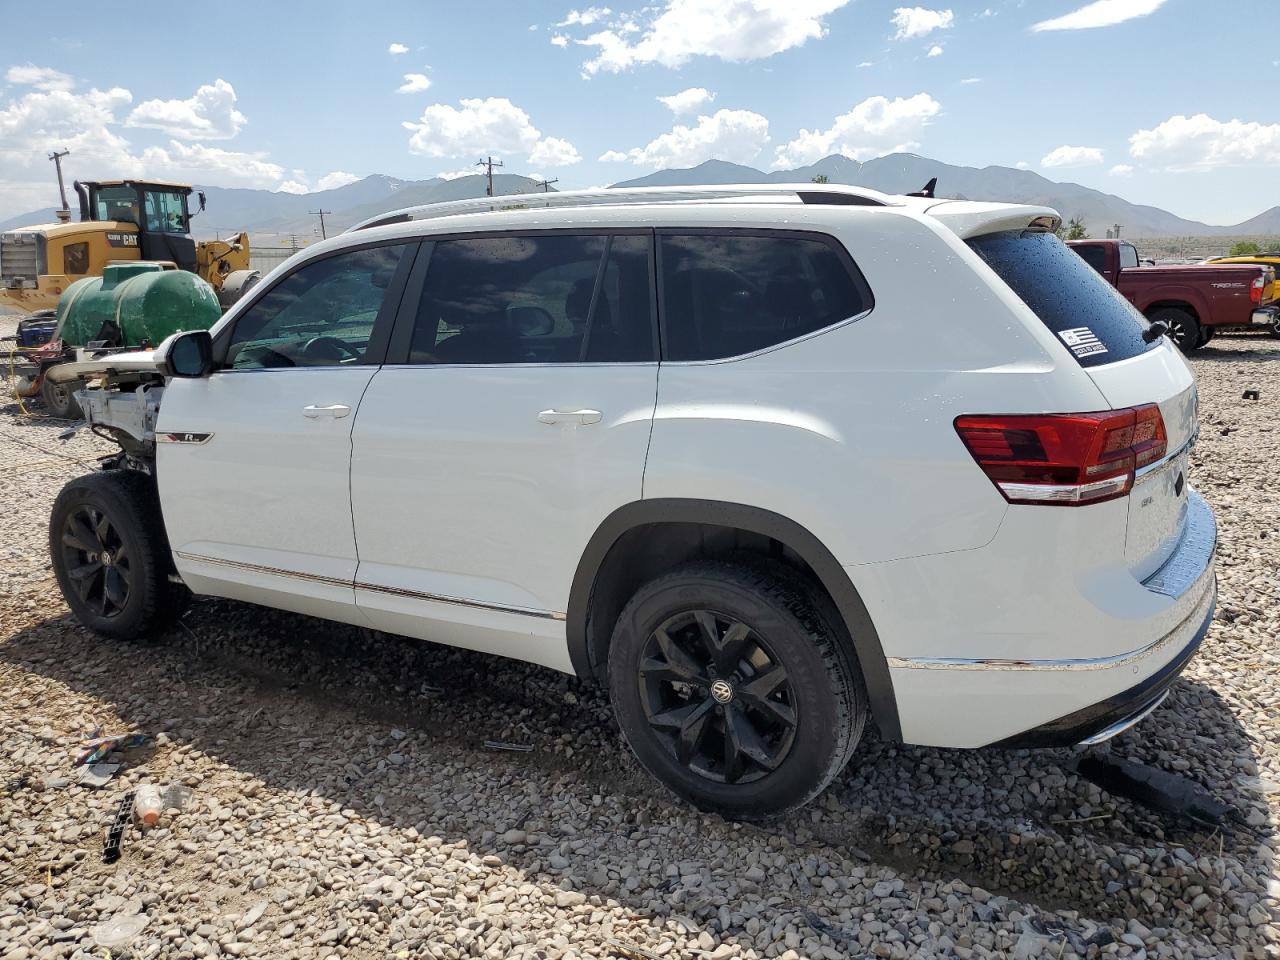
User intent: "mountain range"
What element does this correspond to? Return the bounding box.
[2,154,1276,240]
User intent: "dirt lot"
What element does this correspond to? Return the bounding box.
[1,322,1277,959]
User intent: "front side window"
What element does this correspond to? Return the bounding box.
[143,190,188,234]
[407,233,655,364]
[94,186,140,225]
[659,232,871,361]
[227,244,408,369]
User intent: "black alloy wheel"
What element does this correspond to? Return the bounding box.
[638,609,798,784]
[59,504,133,618]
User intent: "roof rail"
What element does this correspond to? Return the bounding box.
[346,183,897,233]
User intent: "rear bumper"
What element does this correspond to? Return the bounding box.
[1251,306,1278,326]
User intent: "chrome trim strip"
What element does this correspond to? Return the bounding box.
[173,551,567,622]
[174,551,351,589]
[353,581,567,622]
[1076,689,1170,746]
[998,475,1129,503]
[886,573,1214,672]
[1134,435,1193,481]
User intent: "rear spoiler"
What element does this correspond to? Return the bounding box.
[925,200,1062,240]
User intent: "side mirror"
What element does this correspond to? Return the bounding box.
[197,191,207,212]
[158,330,215,378]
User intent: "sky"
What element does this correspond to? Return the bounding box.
[1,0,1277,225]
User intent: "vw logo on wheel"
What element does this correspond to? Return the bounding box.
[710,679,735,704]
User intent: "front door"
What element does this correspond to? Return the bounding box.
[350,231,658,670]
[156,240,415,625]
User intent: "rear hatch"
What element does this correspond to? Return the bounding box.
[967,229,1198,581]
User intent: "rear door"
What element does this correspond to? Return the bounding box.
[156,240,415,623]
[969,230,1197,579]
[349,230,659,670]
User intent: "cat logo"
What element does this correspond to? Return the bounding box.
[105,232,139,248]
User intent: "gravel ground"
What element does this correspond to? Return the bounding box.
[0,319,1277,959]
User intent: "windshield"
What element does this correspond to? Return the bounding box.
[93,186,140,224]
[969,230,1156,368]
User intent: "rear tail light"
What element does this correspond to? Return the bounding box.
[954,404,1167,506]
[1251,273,1266,304]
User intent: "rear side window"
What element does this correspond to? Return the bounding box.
[1119,244,1139,269]
[1073,244,1106,275]
[969,230,1155,368]
[407,234,655,364]
[659,232,871,361]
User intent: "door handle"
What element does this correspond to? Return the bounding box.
[302,404,351,419]
[538,408,602,426]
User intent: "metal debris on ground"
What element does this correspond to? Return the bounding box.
[77,762,120,788]
[91,912,149,950]
[74,730,150,766]
[804,909,860,944]
[1075,755,1234,829]
[103,789,136,864]
[483,740,534,752]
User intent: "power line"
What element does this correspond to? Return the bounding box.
[309,208,332,239]
[476,156,504,197]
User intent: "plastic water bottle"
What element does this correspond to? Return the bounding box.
[133,784,164,826]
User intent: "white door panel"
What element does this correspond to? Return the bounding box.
[350,364,657,661]
[156,367,376,617]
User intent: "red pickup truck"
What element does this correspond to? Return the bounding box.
[1067,239,1277,351]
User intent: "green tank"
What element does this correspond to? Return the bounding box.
[55,262,221,348]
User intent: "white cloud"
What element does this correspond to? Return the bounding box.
[1128,113,1280,171]
[570,0,853,75]
[858,61,873,67]
[926,44,943,57]
[437,167,480,180]
[1015,161,1031,170]
[402,97,580,168]
[611,109,770,167]
[277,180,309,194]
[5,64,73,92]
[1040,144,1105,168]
[1032,0,1168,32]
[528,135,582,166]
[960,76,981,84]
[154,140,286,184]
[125,79,245,140]
[316,171,361,190]
[397,73,432,94]
[773,93,941,168]
[891,7,953,39]
[388,42,409,54]
[1109,164,1134,176]
[551,33,570,47]
[558,6,612,26]
[599,149,630,162]
[657,87,715,115]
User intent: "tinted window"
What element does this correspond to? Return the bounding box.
[1073,244,1107,274]
[143,190,188,234]
[63,242,89,275]
[659,232,870,361]
[407,234,654,364]
[970,231,1154,368]
[227,244,407,369]
[1119,244,1139,269]
[94,186,139,224]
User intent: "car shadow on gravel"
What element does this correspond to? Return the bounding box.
[2,600,1273,945]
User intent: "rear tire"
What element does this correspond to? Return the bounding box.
[50,471,189,640]
[607,560,866,819]
[39,373,82,420]
[1149,307,1200,353]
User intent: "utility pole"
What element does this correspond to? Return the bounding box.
[476,156,503,197]
[309,208,332,240]
[534,177,558,193]
[48,148,71,222]
[1112,223,1122,239]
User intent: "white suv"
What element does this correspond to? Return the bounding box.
[49,184,1216,818]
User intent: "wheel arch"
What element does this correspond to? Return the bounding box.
[567,498,902,741]
[1141,295,1203,324]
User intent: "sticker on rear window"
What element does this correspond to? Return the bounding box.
[1058,326,1108,358]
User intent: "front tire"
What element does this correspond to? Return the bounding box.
[39,373,82,420]
[607,561,866,819]
[1148,307,1200,353]
[50,471,188,640]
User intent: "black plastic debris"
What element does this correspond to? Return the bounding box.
[804,910,860,944]
[1076,755,1234,829]
[1243,389,1260,401]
